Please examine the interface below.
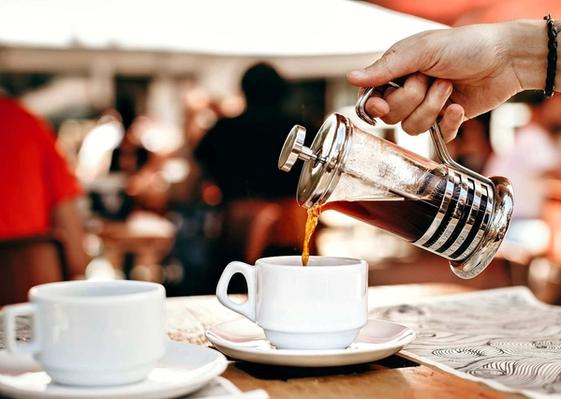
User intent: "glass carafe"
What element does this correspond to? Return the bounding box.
[278,84,514,279]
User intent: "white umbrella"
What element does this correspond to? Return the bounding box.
[0,0,445,76]
[0,0,444,55]
[1,0,447,121]
[1,1,446,161]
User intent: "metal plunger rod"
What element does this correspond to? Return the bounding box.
[342,168,424,202]
[298,146,323,164]
[278,125,327,172]
[295,142,422,202]
[280,124,430,203]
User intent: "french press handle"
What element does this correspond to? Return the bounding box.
[355,82,492,185]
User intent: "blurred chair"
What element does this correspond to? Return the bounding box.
[496,219,550,289]
[223,198,308,264]
[0,235,68,307]
[529,186,561,303]
[544,182,561,266]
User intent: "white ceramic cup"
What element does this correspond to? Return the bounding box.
[2,280,166,387]
[216,256,368,350]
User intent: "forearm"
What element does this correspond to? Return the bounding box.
[51,199,89,278]
[507,19,561,92]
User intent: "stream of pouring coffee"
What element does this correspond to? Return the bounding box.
[301,205,321,266]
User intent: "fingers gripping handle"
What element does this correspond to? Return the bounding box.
[3,303,41,354]
[355,87,380,126]
[355,81,401,127]
[355,81,491,184]
[356,81,444,143]
[216,261,256,321]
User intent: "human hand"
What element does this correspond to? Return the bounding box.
[348,20,547,141]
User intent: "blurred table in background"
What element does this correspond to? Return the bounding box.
[92,211,175,281]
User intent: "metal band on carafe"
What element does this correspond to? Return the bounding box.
[412,170,494,261]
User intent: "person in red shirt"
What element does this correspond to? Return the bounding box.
[0,96,87,281]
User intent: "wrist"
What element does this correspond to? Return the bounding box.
[506,20,548,91]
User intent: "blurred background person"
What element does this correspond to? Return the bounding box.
[485,93,561,221]
[449,113,493,174]
[483,93,561,300]
[194,63,311,289]
[194,63,301,202]
[0,94,88,305]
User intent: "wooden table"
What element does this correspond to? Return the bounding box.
[166,283,523,399]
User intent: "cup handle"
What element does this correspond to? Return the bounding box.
[216,261,256,321]
[2,303,41,354]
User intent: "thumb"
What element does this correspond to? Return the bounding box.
[347,46,425,88]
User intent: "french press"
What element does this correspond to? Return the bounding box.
[278,83,514,279]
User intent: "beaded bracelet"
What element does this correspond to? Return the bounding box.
[544,14,558,97]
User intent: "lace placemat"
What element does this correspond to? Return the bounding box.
[0,316,31,350]
[166,295,242,346]
[370,286,561,399]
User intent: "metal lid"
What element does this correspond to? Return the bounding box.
[277,113,351,208]
[449,176,514,279]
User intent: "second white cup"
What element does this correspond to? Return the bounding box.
[216,256,368,350]
[2,280,166,386]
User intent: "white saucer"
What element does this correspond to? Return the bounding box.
[205,318,415,367]
[0,341,227,399]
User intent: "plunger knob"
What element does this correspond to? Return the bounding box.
[278,125,319,172]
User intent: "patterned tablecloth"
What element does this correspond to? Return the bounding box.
[370,286,561,399]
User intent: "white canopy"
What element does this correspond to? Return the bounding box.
[0,0,445,78]
[0,0,444,56]
[0,1,445,155]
